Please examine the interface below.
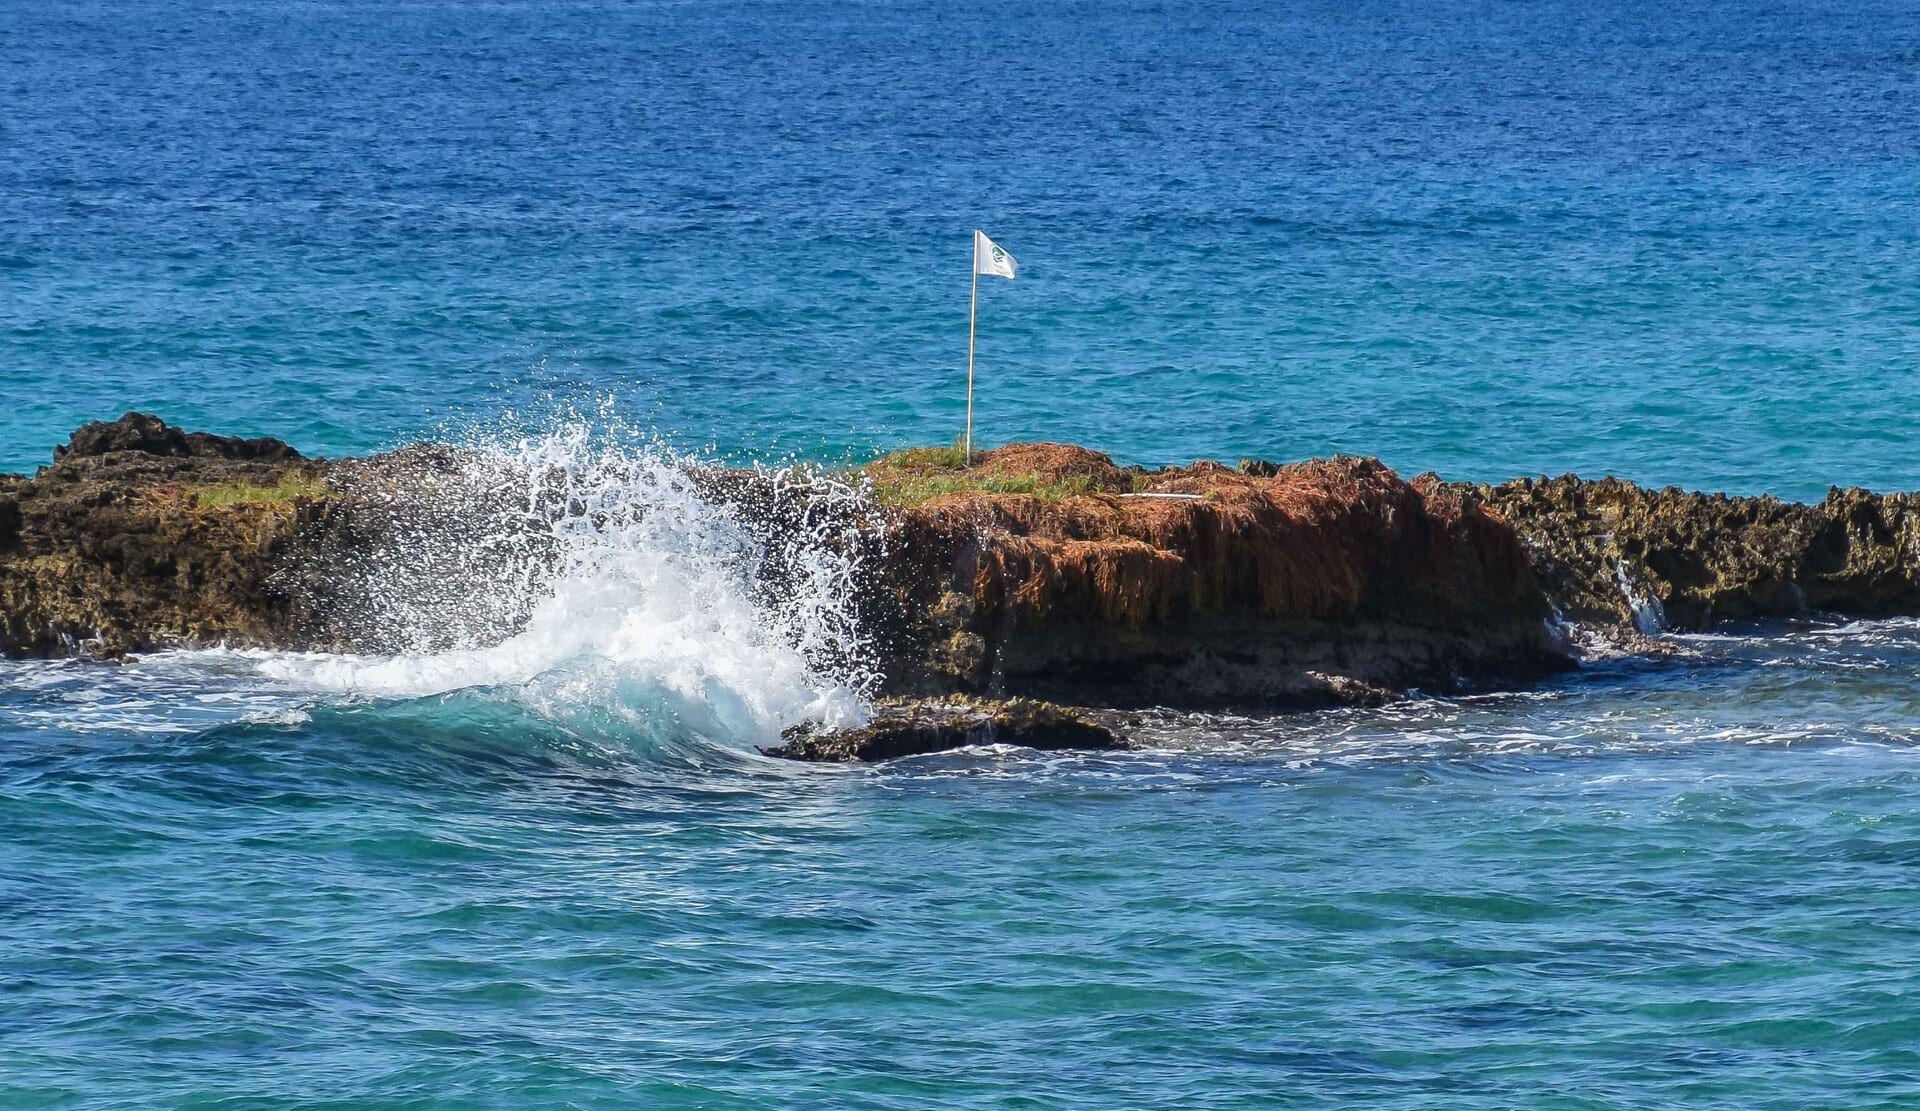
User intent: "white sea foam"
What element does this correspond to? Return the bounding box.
[254,419,880,745]
[0,648,304,735]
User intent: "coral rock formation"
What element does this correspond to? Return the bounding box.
[1470,475,1920,633]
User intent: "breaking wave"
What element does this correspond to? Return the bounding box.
[255,416,882,748]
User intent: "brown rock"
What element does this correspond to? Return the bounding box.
[857,449,1567,708]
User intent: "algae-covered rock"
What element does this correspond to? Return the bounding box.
[1469,475,1920,634]
[0,414,329,657]
[0,416,561,658]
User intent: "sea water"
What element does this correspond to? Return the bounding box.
[4,1,1920,1107]
[6,0,1920,497]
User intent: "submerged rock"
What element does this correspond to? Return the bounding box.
[767,697,1129,762]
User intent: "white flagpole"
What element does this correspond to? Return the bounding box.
[966,231,979,464]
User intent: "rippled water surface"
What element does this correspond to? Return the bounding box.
[4,622,1920,1107]
[5,0,1920,495]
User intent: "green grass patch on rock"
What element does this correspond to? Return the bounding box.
[188,471,331,510]
[862,444,1137,507]
[881,443,972,471]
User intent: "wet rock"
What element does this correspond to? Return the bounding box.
[1467,475,1920,635]
[289,443,563,655]
[766,697,1129,762]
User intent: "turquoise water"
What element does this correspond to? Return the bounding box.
[5,625,1920,1107]
[7,1,1920,1106]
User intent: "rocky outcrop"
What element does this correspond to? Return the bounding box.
[0,415,327,657]
[0,418,584,659]
[767,697,1129,762]
[1468,476,1920,633]
[858,445,1567,708]
[5,415,1917,761]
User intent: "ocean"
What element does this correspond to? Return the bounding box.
[4,0,1920,1106]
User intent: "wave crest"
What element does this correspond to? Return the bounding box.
[262,417,880,745]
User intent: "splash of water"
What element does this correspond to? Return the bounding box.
[1613,559,1669,636]
[260,418,882,745]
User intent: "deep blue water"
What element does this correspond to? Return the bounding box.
[5,0,1919,495]
[6,1,1920,1107]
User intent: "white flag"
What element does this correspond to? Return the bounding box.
[974,230,1017,280]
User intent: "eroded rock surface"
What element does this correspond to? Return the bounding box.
[0,416,562,658]
[859,445,1567,708]
[6,417,1917,748]
[0,414,326,657]
[1468,475,1920,633]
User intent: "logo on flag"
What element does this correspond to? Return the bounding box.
[975,230,1017,280]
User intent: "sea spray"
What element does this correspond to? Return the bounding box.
[263,420,882,745]
[1612,558,1669,636]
